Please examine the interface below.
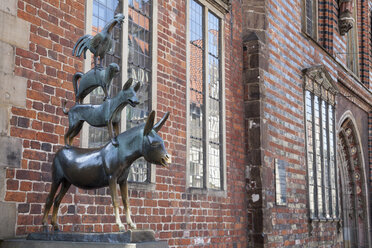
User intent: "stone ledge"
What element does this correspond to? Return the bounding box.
[0,239,168,248]
[27,230,156,244]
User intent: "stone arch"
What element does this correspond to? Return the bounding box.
[337,111,370,248]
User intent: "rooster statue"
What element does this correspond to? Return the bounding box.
[72,13,125,68]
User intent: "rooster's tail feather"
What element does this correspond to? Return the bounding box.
[72,35,92,57]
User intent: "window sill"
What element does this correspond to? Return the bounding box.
[187,187,227,197]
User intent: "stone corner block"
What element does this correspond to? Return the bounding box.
[0,1,17,16]
[0,41,14,75]
[0,136,22,168]
[0,202,16,240]
[0,107,10,136]
[0,72,27,107]
[0,11,30,49]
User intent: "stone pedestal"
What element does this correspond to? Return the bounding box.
[0,239,168,248]
[0,230,168,248]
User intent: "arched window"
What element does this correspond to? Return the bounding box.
[338,116,370,247]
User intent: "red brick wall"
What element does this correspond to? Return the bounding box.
[8,0,84,234]
[5,0,248,247]
[242,0,372,247]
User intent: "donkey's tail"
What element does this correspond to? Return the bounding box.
[72,72,83,101]
[62,100,69,115]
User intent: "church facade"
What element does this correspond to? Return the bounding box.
[0,0,371,247]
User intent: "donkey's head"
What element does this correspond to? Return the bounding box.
[142,111,171,167]
[121,78,140,107]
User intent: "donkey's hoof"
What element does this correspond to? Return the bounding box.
[118,224,125,232]
[128,222,137,230]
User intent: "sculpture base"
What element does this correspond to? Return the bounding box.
[0,239,168,248]
[0,230,168,248]
[26,230,155,243]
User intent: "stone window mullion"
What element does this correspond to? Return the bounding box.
[319,94,326,219]
[333,107,339,218]
[326,101,333,218]
[310,92,318,217]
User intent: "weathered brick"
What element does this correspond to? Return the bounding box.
[5,191,26,202]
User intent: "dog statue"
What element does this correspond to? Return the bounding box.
[63,78,140,146]
[73,63,120,104]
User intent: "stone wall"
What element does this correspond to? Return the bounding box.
[0,0,30,239]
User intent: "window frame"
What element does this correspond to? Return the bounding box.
[303,66,339,221]
[302,0,318,40]
[186,0,227,192]
[81,0,158,184]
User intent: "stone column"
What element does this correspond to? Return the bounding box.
[0,1,30,239]
[243,32,269,248]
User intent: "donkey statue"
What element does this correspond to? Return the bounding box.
[42,111,171,231]
[62,78,140,147]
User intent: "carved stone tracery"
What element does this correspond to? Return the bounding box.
[206,0,230,13]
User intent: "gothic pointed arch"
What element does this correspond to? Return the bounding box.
[337,112,370,248]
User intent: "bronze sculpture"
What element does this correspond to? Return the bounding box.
[72,13,125,68]
[41,111,171,231]
[73,62,120,104]
[63,78,140,146]
[40,13,171,235]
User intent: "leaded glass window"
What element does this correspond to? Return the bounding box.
[304,67,338,220]
[188,0,224,190]
[89,0,122,148]
[86,0,153,183]
[303,0,317,39]
[126,0,152,182]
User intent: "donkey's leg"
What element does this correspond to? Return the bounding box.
[108,177,125,231]
[64,127,72,147]
[113,122,120,137]
[108,119,118,146]
[119,181,136,229]
[41,180,61,228]
[51,180,71,231]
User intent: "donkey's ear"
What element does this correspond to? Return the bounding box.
[144,111,156,136]
[134,82,141,92]
[123,78,133,90]
[153,112,170,133]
